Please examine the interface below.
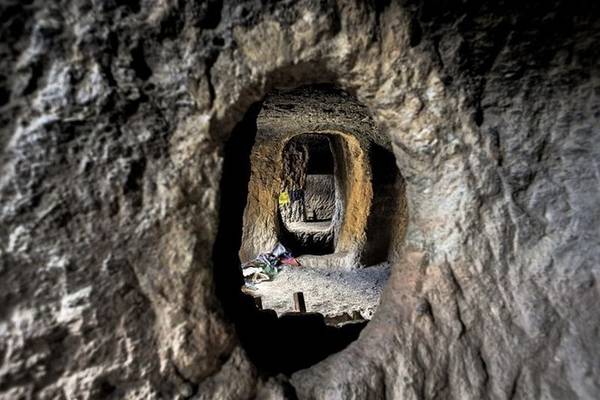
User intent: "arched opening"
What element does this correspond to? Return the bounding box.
[212,84,407,375]
[278,134,337,256]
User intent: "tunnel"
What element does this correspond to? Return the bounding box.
[213,84,406,375]
[1,1,599,399]
[278,134,337,256]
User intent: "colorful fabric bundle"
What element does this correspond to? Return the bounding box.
[241,242,300,284]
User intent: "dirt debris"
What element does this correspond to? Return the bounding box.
[252,262,390,320]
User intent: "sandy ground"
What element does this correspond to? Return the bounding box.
[251,261,390,319]
[286,221,332,233]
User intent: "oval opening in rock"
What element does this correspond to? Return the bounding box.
[212,84,407,376]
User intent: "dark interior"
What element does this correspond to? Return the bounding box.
[360,144,403,265]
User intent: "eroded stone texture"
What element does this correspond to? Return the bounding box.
[305,174,335,221]
[0,0,599,399]
[279,139,308,224]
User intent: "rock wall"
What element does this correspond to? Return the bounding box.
[1,0,599,399]
[279,140,308,224]
[305,174,335,221]
[361,144,407,265]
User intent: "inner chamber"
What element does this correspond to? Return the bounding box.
[279,134,336,256]
[213,84,407,375]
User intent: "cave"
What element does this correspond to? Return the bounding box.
[1,1,599,399]
[215,84,403,375]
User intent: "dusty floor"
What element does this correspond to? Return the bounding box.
[251,260,390,320]
[285,220,333,233]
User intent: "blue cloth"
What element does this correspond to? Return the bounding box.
[291,189,304,202]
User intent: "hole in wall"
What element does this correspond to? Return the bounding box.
[212,84,407,375]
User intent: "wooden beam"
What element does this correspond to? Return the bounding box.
[293,292,306,313]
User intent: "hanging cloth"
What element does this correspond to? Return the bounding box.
[278,191,290,206]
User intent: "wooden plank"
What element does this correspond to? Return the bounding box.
[293,292,306,313]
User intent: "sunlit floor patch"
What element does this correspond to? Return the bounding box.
[250,261,390,323]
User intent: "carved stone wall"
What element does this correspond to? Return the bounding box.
[0,1,598,399]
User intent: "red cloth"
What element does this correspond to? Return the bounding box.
[280,257,300,267]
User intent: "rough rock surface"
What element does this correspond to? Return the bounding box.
[279,139,308,224]
[304,174,335,221]
[1,0,599,399]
